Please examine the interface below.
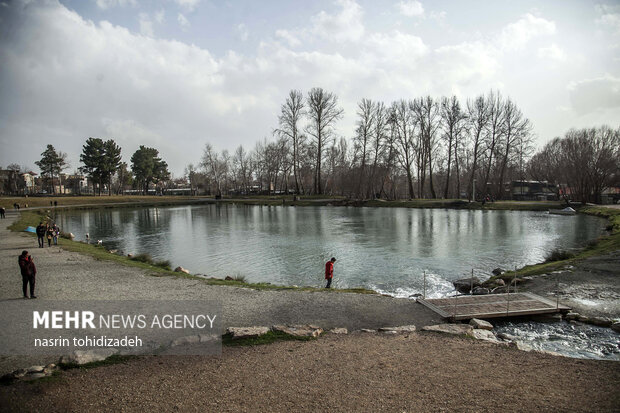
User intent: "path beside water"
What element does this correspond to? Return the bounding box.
[0,212,441,374]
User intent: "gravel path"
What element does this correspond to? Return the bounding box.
[1,333,618,412]
[0,212,441,374]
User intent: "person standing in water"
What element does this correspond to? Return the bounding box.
[325,257,336,288]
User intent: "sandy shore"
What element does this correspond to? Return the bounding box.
[1,333,618,412]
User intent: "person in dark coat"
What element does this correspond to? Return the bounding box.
[18,250,37,299]
[325,257,336,288]
[46,226,54,247]
[36,222,47,248]
[0,207,5,218]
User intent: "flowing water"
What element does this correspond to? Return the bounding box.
[495,320,619,361]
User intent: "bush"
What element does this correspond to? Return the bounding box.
[545,249,576,262]
[129,253,154,264]
[154,260,172,271]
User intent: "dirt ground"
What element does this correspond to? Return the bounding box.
[0,333,618,413]
[524,251,620,319]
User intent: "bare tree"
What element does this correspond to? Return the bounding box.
[466,95,490,200]
[440,96,468,198]
[185,163,198,195]
[275,90,305,194]
[495,98,532,199]
[232,145,251,194]
[481,90,505,196]
[369,101,389,199]
[353,98,375,198]
[200,144,226,196]
[305,87,344,194]
[391,100,417,198]
[412,96,441,198]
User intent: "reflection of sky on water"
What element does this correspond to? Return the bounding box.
[57,205,605,296]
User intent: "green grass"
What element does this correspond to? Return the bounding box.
[222,330,315,347]
[364,199,564,211]
[491,206,620,280]
[544,248,576,262]
[2,194,566,211]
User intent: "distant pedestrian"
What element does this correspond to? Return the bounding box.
[46,226,54,247]
[54,200,57,207]
[325,257,336,288]
[36,222,47,248]
[0,207,5,219]
[52,224,59,245]
[18,250,37,299]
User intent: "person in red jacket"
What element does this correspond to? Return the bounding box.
[18,250,37,299]
[325,257,336,288]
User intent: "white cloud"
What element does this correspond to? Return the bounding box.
[397,0,424,17]
[365,31,428,65]
[429,10,447,23]
[311,0,364,42]
[139,12,154,37]
[96,0,136,10]
[537,44,566,61]
[178,13,190,30]
[595,4,620,34]
[236,23,249,42]
[499,13,556,51]
[275,29,301,47]
[154,9,165,24]
[434,41,499,87]
[1,0,614,175]
[174,0,200,12]
[567,74,620,114]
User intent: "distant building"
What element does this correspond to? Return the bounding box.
[508,181,557,201]
[62,174,89,194]
[20,172,38,194]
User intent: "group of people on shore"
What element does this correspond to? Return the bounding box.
[35,221,60,248]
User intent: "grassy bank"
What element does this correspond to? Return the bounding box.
[7,210,375,295]
[494,206,620,281]
[2,194,566,211]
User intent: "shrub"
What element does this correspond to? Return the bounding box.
[130,253,154,264]
[154,260,172,271]
[545,249,576,262]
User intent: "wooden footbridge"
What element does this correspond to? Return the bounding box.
[417,292,570,321]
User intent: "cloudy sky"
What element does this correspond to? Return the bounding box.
[1,0,619,177]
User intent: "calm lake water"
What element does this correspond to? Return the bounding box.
[56,204,605,297]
